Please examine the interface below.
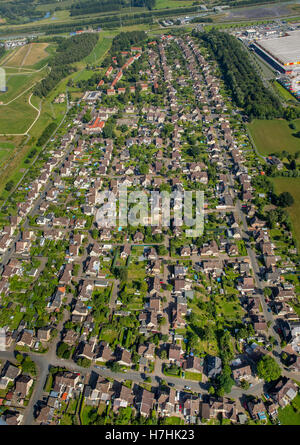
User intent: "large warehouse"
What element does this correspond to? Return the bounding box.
[252,30,300,74]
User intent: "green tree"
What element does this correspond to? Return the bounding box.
[277,192,294,208]
[240,379,250,390]
[109,361,122,373]
[57,342,69,358]
[21,356,36,375]
[256,355,281,382]
[216,365,234,394]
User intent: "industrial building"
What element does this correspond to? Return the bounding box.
[252,30,300,74]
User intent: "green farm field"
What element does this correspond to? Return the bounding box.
[272,177,300,246]
[248,119,300,156]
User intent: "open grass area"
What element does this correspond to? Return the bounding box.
[184,371,202,381]
[0,67,47,104]
[0,141,14,165]
[273,81,299,103]
[80,403,96,425]
[161,416,185,424]
[248,119,300,156]
[83,35,112,65]
[272,177,300,247]
[0,92,38,134]
[0,94,65,198]
[154,0,194,9]
[278,393,300,425]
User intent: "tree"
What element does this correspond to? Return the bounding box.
[208,385,215,395]
[277,192,294,208]
[139,163,149,175]
[264,287,272,298]
[237,327,248,340]
[21,356,36,375]
[158,317,167,326]
[160,349,167,360]
[219,331,234,364]
[109,361,122,373]
[57,342,69,358]
[77,357,91,368]
[119,267,128,283]
[293,130,300,138]
[216,365,234,394]
[240,379,250,390]
[256,355,281,382]
[15,353,24,364]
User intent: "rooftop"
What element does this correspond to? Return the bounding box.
[256,31,300,66]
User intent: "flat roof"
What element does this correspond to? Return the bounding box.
[257,30,300,65]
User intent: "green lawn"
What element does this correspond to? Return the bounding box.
[273,81,298,103]
[154,0,194,9]
[0,69,47,104]
[80,403,97,425]
[66,398,78,415]
[161,416,184,424]
[44,373,53,392]
[248,119,300,156]
[278,394,300,425]
[272,177,300,247]
[84,35,112,65]
[0,92,38,134]
[184,371,202,381]
[9,310,24,330]
[0,141,14,164]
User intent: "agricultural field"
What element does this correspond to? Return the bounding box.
[272,177,300,246]
[5,43,50,68]
[248,119,300,156]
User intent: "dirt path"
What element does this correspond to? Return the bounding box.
[19,43,33,72]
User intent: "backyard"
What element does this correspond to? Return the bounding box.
[272,177,300,246]
[278,394,300,425]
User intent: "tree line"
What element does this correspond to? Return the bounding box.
[34,33,98,98]
[0,3,199,36]
[195,29,283,120]
[70,0,156,17]
[70,0,123,16]
[36,122,57,146]
[0,0,44,24]
[111,30,147,53]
